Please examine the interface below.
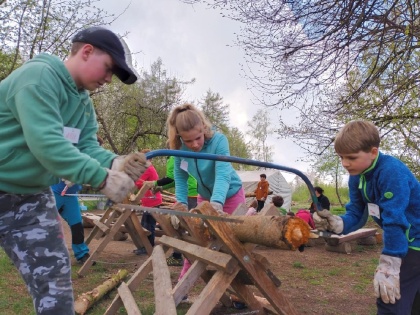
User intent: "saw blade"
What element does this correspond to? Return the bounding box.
[115,204,244,223]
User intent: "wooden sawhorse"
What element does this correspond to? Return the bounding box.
[104,201,300,315]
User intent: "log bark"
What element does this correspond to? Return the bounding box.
[74,269,128,315]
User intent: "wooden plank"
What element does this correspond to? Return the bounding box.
[172,259,207,305]
[117,282,142,315]
[152,246,177,315]
[85,207,113,244]
[150,212,180,238]
[159,235,238,273]
[129,184,150,205]
[197,201,299,315]
[186,267,241,315]
[230,277,265,314]
[200,271,232,307]
[104,257,153,315]
[78,208,132,276]
[94,220,111,234]
[259,204,281,216]
[124,212,153,254]
[232,203,249,216]
[327,228,377,245]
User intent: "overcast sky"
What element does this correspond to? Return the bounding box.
[99,0,310,181]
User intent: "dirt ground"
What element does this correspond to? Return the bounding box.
[64,215,380,315]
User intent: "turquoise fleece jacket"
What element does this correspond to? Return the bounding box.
[0,53,116,193]
[342,152,420,258]
[174,132,242,205]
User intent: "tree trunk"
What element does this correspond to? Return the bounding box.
[74,269,128,315]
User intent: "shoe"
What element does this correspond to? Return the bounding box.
[133,247,148,255]
[77,253,96,266]
[166,256,183,266]
[180,295,189,303]
[232,301,247,309]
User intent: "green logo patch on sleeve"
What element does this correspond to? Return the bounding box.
[384,192,393,199]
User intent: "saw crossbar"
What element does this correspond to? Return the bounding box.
[115,204,244,223]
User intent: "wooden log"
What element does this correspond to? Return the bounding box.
[113,231,128,241]
[325,242,355,254]
[375,232,383,244]
[357,235,377,245]
[74,269,128,315]
[326,227,377,245]
[228,215,311,250]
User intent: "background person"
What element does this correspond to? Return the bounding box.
[309,186,330,213]
[271,195,287,215]
[254,173,269,212]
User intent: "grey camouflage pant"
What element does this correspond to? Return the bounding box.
[0,189,74,314]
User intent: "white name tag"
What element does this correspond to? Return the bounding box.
[63,127,81,144]
[368,203,380,219]
[180,159,188,172]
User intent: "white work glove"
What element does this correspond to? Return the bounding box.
[313,209,344,233]
[373,255,401,304]
[99,169,135,203]
[169,202,188,229]
[111,152,150,181]
[63,179,74,188]
[170,216,180,229]
[261,197,266,201]
[210,202,225,215]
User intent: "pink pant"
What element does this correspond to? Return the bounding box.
[178,188,245,281]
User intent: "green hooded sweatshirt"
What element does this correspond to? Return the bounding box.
[0,53,115,193]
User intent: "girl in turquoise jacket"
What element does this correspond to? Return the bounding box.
[167,103,245,284]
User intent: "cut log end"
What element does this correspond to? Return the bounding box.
[283,217,311,250]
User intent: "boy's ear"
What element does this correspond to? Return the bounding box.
[80,44,94,61]
[371,147,379,157]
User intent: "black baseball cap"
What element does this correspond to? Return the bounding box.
[72,26,137,84]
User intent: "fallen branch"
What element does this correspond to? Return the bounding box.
[74,269,128,315]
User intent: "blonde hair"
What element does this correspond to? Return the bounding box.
[334,120,380,154]
[167,103,214,149]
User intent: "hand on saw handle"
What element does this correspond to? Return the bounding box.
[142,180,157,191]
[99,169,136,203]
[151,185,163,194]
[373,254,401,304]
[111,152,150,181]
[170,202,188,230]
[210,202,226,216]
[313,209,343,234]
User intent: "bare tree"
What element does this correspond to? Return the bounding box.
[0,0,122,79]
[93,58,191,155]
[246,109,274,164]
[180,0,420,176]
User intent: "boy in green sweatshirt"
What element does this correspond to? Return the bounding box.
[0,27,148,314]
